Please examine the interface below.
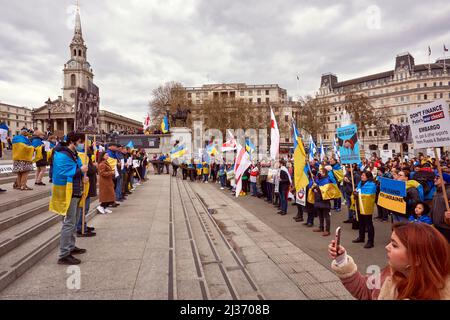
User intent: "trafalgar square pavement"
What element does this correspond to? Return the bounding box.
[0,171,394,300]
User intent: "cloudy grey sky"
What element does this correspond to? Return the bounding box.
[1,0,449,122]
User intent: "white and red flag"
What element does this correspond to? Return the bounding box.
[143,114,151,130]
[270,107,280,161]
[234,143,251,197]
[222,130,237,152]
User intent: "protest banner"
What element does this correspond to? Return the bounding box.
[408,99,450,214]
[377,177,407,214]
[337,124,361,165]
[407,99,450,149]
[381,150,392,163]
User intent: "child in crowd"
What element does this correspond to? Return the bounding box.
[408,202,432,225]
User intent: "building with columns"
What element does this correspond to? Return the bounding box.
[183,83,298,152]
[31,5,141,137]
[316,52,450,155]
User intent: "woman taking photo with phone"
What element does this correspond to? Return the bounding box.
[328,222,450,300]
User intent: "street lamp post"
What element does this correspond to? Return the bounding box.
[45,98,52,134]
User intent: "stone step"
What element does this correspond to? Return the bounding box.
[0,181,52,214]
[0,197,51,233]
[0,173,49,186]
[0,210,61,259]
[0,200,99,292]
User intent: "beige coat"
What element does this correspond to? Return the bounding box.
[98,161,115,203]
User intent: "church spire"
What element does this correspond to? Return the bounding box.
[75,1,82,36]
[72,0,84,45]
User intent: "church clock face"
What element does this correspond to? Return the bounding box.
[69,60,77,68]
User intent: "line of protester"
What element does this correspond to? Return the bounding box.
[167,151,450,247]
[1,128,150,265]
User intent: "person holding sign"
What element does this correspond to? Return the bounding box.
[328,222,450,300]
[431,174,450,242]
[352,171,377,249]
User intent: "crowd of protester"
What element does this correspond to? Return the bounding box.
[168,151,450,247]
[0,128,150,265]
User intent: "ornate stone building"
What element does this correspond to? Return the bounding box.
[316,52,450,154]
[183,83,298,152]
[31,6,141,137]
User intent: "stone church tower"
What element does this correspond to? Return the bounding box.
[62,5,96,103]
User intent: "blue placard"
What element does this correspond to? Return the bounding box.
[336,124,361,164]
[379,177,406,197]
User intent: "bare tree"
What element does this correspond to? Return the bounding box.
[297,95,327,141]
[342,93,375,139]
[149,81,188,130]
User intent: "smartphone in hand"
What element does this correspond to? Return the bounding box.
[334,227,348,266]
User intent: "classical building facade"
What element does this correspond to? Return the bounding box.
[31,6,141,137]
[0,103,33,136]
[183,83,298,152]
[317,52,450,154]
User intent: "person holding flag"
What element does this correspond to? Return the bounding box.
[12,129,35,191]
[51,132,89,265]
[234,143,252,197]
[312,167,342,236]
[292,121,310,222]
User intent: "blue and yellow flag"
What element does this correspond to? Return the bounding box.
[106,149,118,169]
[406,180,424,202]
[331,163,344,183]
[205,142,218,156]
[161,115,169,134]
[245,138,256,154]
[356,181,377,215]
[12,135,34,162]
[49,151,80,215]
[317,176,342,200]
[293,122,309,190]
[170,144,186,159]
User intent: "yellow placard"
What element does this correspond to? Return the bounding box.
[377,192,406,214]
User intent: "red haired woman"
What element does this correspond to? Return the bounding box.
[328,222,450,299]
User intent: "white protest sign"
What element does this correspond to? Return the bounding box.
[133,160,140,168]
[407,99,450,149]
[296,188,306,206]
[381,150,392,163]
[427,148,441,159]
[43,141,51,152]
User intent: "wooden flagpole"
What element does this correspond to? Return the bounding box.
[81,134,88,235]
[434,148,450,224]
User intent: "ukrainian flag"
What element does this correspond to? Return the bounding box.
[356,181,377,215]
[331,163,344,183]
[12,135,34,162]
[245,138,256,154]
[317,176,342,200]
[106,149,118,169]
[206,142,218,156]
[161,115,170,134]
[49,151,81,215]
[406,180,424,202]
[292,122,309,190]
[31,137,44,163]
[170,144,186,159]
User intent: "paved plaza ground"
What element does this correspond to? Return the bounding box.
[0,172,393,300]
